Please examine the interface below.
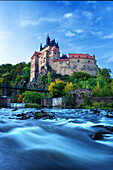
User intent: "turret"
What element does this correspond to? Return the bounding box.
[56,42,59,49]
[46,34,50,46]
[40,43,43,51]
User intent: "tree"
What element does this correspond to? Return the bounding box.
[47,71,51,87]
[22,67,30,82]
[48,79,66,97]
[22,91,45,103]
[99,68,111,78]
[65,82,74,96]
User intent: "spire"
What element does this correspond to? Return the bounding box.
[46,33,50,46]
[40,43,43,51]
[56,42,59,49]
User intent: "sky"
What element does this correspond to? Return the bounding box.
[0,1,113,76]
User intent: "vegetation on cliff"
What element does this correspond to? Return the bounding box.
[0,62,113,107]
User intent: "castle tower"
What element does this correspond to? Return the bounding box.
[30,51,39,81]
[46,34,50,46]
[40,43,43,51]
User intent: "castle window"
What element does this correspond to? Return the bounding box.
[73,65,76,69]
[88,60,90,63]
[59,61,63,64]
[78,56,80,57]
[72,56,74,58]
[84,65,85,67]
[78,60,80,62]
[54,52,56,55]
[41,61,42,64]
[49,52,52,55]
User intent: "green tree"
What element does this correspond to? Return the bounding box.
[98,68,111,78]
[48,79,66,97]
[22,91,45,103]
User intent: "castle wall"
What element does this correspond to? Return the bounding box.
[52,58,99,76]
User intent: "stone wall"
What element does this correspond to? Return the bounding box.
[91,97,113,104]
[52,58,99,76]
[41,98,52,107]
[0,97,11,108]
[42,97,63,107]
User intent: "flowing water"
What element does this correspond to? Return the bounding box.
[0,107,113,170]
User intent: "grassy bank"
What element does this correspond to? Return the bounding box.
[25,103,42,109]
[79,101,113,111]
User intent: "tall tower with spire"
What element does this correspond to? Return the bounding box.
[46,34,50,46]
[40,43,43,51]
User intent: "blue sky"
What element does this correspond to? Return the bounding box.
[0,1,113,76]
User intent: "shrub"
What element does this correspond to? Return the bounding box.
[84,97,92,106]
[25,103,42,108]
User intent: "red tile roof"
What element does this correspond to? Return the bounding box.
[33,51,40,56]
[50,46,59,53]
[69,53,95,59]
[54,58,69,62]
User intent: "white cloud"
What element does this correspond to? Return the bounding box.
[62,1,71,6]
[86,1,97,4]
[106,7,113,11]
[57,29,65,32]
[19,17,58,27]
[19,19,38,27]
[0,32,6,40]
[107,56,113,63]
[90,45,106,49]
[74,29,84,33]
[96,17,103,22]
[90,31,102,36]
[102,33,113,39]
[82,11,93,20]
[65,31,75,37]
[56,1,71,6]
[64,13,73,19]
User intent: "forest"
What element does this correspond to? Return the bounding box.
[0,62,113,106]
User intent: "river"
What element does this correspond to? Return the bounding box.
[0,107,113,170]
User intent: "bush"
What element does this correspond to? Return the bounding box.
[84,97,92,106]
[25,103,42,108]
[62,96,76,107]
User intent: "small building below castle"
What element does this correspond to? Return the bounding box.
[30,35,99,81]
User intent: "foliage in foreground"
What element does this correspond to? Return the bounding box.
[25,103,42,108]
[81,100,113,110]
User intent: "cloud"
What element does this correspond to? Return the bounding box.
[74,29,84,33]
[56,1,71,6]
[19,19,37,27]
[82,11,93,20]
[96,17,102,22]
[86,1,97,4]
[19,17,58,27]
[90,31,102,36]
[90,45,106,49]
[57,29,65,32]
[65,31,75,37]
[64,13,73,19]
[62,1,71,6]
[0,32,6,40]
[107,56,113,63]
[102,33,113,39]
[106,7,113,11]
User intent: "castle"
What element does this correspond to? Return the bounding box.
[30,35,99,81]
